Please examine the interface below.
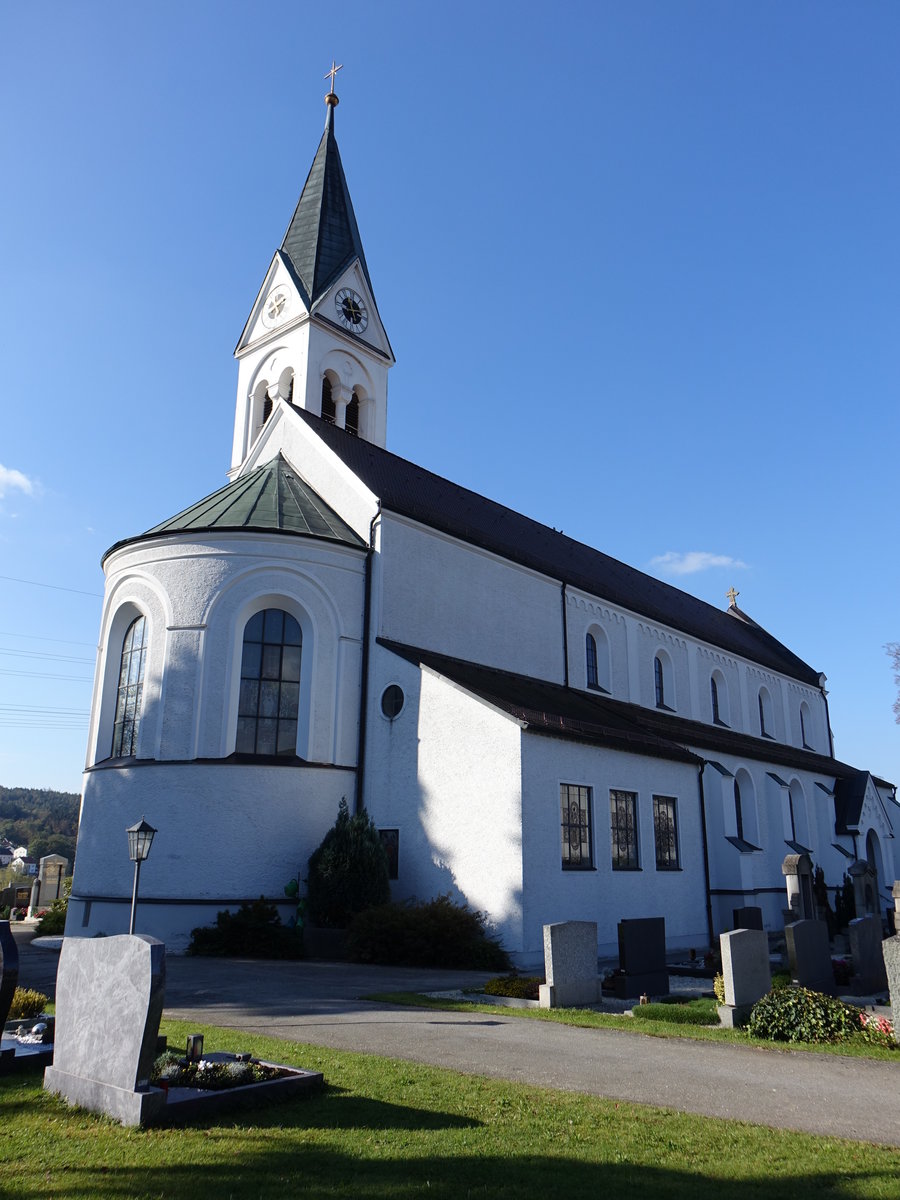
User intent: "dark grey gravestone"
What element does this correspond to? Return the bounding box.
[0,921,20,1068]
[44,934,166,1126]
[848,915,888,994]
[785,919,834,994]
[732,905,764,931]
[882,934,900,1043]
[614,917,668,999]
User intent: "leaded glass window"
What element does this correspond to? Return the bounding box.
[734,780,745,841]
[112,615,147,758]
[236,609,301,757]
[710,677,720,723]
[560,783,592,869]
[653,795,679,870]
[610,789,639,870]
[758,692,767,736]
[586,633,598,689]
[654,657,665,708]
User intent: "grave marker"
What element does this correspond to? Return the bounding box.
[785,918,834,994]
[538,921,599,1008]
[717,928,771,1027]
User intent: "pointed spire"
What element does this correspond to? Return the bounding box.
[280,68,371,309]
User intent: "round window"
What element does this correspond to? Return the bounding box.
[381,684,405,719]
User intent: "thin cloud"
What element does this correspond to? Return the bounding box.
[0,465,36,500]
[650,551,749,576]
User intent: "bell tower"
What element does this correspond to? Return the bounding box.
[230,67,394,474]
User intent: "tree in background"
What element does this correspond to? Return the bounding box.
[887,644,900,723]
[306,799,390,929]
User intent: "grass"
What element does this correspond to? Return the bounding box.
[367,993,900,1061]
[0,1018,897,1199]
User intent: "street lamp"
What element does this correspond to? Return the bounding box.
[126,818,157,935]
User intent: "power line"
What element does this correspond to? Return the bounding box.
[0,669,93,683]
[0,630,96,647]
[0,648,95,665]
[0,574,102,598]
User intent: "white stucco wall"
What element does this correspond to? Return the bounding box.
[519,736,707,962]
[67,761,354,951]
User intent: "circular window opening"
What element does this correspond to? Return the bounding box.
[381,684,405,719]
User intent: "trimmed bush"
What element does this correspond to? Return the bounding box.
[36,880,70,936]
[346,894,510,970]
[483,974,542,1000]
[187,898,302,959]
[7,988,49,1021]
[306,799,390,929]
[632,1000,720,1026]
[748,987,859,1044]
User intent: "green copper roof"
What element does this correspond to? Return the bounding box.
[106,456,365,558]
[281,104,372,307]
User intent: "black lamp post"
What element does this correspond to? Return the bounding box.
[126,818,157,935]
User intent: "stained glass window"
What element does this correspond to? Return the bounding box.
[653,796,679,870]
[236,608,301,757]
[112,615,147,758]
[560,784,592,869]
[610,789,639,869]
[586,634,598,689]
[654,657,665,708]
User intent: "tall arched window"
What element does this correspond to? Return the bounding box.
[733,779,744,842]
[758,688,774,738]
[345,390,360,437]
[321,377,336,424]
[586,633,598,689]
[112,615,147,758]
[262,395,273,423]
[710,677,720,724]
[654,655,667,708]
[236,609,302,756]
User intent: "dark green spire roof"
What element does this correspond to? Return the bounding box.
[281,103,372,308]
[104,456,364,562]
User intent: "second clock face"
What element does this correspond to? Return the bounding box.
[336,287,368,333]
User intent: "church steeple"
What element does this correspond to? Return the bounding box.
[231,70,393,473]
[280,90,373,310]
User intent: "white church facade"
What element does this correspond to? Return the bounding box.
[68,86,898,962]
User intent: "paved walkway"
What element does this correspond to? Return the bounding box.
[12,928,900,1149]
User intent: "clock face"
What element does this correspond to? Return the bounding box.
[261,288,291,328]
[335,287,368,333]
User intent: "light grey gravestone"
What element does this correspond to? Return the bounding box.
[539,921,599,1008]
[44,934,166,1126]
[0,921,20,1067]
[717,928,771,1028]
[782,853,815,922]
[785,919,834,994]
[732,905,764,932]
[848,915,888,994]
[881,933,900,1044]
[613,917,668,999]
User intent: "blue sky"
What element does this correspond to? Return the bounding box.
[1,2,898,794]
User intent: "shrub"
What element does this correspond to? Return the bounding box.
[771,970,791,990]
[483,974,542,1000]
[713,973,725,1004]
[36,880,70,936]
[187,898,302,959]
[632,1000,720,1026]
[748,987,860,1044]
[347,894,511,970]
[7,987,49,1021]
[306,799,390,929]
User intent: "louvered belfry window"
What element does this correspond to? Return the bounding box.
[236,609,301,756]
[112,615,147,758]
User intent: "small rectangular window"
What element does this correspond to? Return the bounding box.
[610,789,639,869]
[653,795,679,870]
[560,784,593,869]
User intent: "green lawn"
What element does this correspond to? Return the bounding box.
[367,992,900,1061]
[0,1018,897,1199]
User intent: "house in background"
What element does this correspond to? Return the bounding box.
[67,84,898,961]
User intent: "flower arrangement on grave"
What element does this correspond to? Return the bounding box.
[150,1049,290,1092]
[857,1010,895,1048]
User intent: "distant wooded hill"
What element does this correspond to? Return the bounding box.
[0,787,80,865]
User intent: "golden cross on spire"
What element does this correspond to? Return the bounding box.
[324,59,343,95]
[726,587,739,609]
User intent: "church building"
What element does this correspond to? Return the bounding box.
[68,82,898,961]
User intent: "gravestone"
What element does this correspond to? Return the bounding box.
[848,915,888,994]
[732,905,764,931]
[717,928,771,1027]
[44,934,166,1125]
[882,933,900,1044]
[849,860,878,917]
[0,921,20,1067]
[613,917,668,999]
[785,919,834,994]
[538,921,599,1008]
[782,854,814,922]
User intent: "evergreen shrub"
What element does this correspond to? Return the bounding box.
[7,988,49,1021]
[306,799,390,929]
[36,880,70,936]
[347,894,510,970]
[748,987,859,1044]
[186,898,302,959]
[483,974,542,1000]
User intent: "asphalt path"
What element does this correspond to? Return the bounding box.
[11,928,900,1149]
